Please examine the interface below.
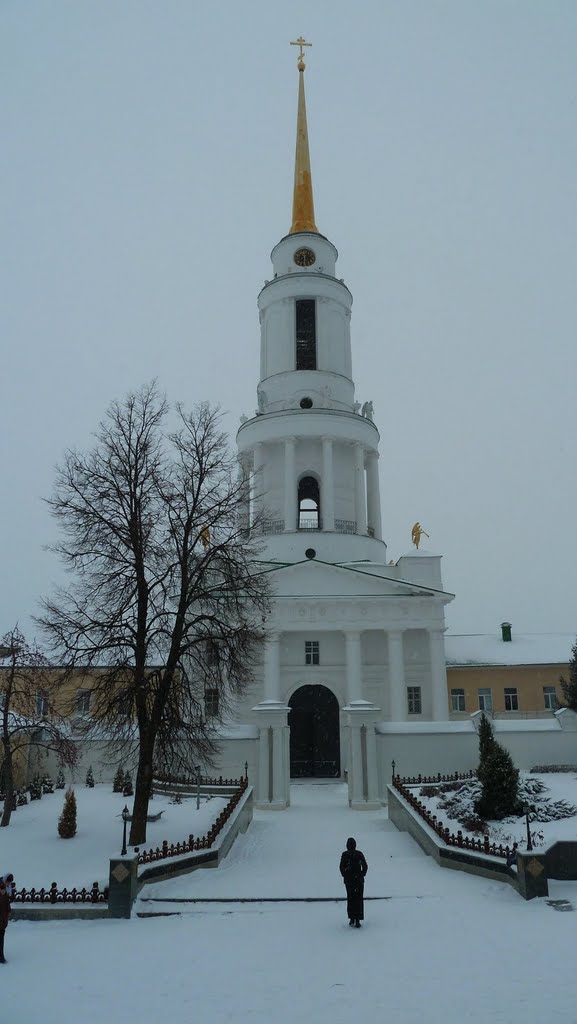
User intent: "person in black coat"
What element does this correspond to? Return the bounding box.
[0,880,10,963]
[339,836,368,928]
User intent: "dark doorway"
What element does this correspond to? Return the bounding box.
[288,685,340,778]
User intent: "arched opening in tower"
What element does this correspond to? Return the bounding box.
[298,475,320,530]
[288,684,341,778]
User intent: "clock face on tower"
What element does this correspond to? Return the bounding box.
[293,247,316,267]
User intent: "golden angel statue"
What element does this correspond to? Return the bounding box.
[200,527,210,550]
[411,522,429,550]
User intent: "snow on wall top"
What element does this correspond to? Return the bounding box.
[444,632,574,667]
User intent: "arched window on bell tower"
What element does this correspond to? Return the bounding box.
[298,475,321,530]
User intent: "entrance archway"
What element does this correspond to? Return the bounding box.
[288,685,341,778]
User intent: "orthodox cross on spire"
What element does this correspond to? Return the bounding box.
[290,35,312,71]
[289,36,318,235]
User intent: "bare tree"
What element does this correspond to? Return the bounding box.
[38,383,270,844]
[0,627,78,827]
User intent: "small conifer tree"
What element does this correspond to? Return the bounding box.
[17,788,28,806]
[85,765,95,788]
[112,765,125,793]
[56,768,66,790]
[559,640,577,711]
[58,787,77,838]
[122,771,133,797]
[476,743,522,820]
[477,713,495,786]
[42,774,54,794]
[29,775,42,800]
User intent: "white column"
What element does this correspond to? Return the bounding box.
[263,633,281,702]
[366,450,382,540]
[283,438,296,532]
[345,630,363,703]
[354,443,367,535]
[388,631,406,722]
[364,723,379,804]
[237,455,250,534]
[322,437,335,531]
[252,443,265,521]
[430,629,449,721]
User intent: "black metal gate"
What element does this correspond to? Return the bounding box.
[288,685,341,778]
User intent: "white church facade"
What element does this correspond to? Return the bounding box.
[213,44,457,809]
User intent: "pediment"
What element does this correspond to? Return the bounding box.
[258,559,437,599]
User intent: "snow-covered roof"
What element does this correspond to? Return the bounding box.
[444,632,573,667]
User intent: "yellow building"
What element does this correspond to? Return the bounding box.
[445,623,572,719]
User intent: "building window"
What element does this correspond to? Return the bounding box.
[478,688,493,713]
[407,686,422,715]
[451,688,466,712]
[36,690,49,717]
[543,686,558,711]
[205,688,219,718]
[504,687,518,712]
[76,689,91,715]
[305,641,320,666]
[295,299,316,370]
[298,476,321,530]
[206,640,220,666]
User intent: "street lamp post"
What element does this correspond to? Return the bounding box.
[523,803,533,852]
[195,766,201,811]
[121,804,130,856]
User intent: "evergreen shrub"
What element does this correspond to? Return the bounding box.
[58,788,77,838]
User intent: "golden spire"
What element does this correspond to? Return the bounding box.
[289,36,318,235]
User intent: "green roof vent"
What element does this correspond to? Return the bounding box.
[501,622,512,642]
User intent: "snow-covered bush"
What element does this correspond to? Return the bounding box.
[55,768,66,790]
[58,788,77,838]
[42,774,54,794]
[85,766,95,788]
[112,765,125,793]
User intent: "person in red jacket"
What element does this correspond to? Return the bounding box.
[0,879,11,963]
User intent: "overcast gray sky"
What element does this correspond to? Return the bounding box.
[2,1,576,642]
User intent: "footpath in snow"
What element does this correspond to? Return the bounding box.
[140,781,493,905]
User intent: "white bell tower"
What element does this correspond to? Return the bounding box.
[237,45,385,565]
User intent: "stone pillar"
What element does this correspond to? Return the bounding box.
[345,704,381,810]
[429,629,449,721]
[516,852,549,900]
[252,443,265,520]
[388,630,406,722]
[108,855,139,919]
[354,443,367,535]
[344,630,363,703]
[263,633,281,702]
[283,437,296,531]
[253,702,290,809]
[366,450,382,540]
[322,437,335,531]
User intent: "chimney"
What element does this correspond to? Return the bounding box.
[500,622,512,642]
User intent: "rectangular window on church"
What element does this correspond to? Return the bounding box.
[305,641,320,665]
[450,688,466,712]
[407,686,421,715]
[295,299,316,370]
[504,687,518,712]
[205,688,219,718]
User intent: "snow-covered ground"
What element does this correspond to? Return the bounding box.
[415,772,577,850]
[2,782,577,1023]
[0,786,228,888]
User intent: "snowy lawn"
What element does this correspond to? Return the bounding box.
[414,772,577,850]
[0,785,228,889]
[2,783,577,1024]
